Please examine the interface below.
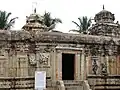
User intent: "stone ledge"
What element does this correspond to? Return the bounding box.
[0,30,120,45]
[88,75,120,78]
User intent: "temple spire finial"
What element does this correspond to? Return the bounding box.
[32,2,37,13]
[103,4,105,10]
[34,8,36,13]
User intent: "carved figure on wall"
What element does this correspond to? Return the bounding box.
[28,54,37,65]
[92,59,98,75]
[101,63,107,75]
[108,39,117,55]
[38,53,50,65]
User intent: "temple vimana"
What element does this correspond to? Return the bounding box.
[0,6,120,90]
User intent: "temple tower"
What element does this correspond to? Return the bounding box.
[22,8,47,33]
[89,5,120,37]
[94,5,115,23]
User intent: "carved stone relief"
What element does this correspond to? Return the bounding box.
[37,53,50,66]
[0,62,3,75]
[0,48,5,56]
[101,63,107,75]
[16,43,28,52]
[0,61,6,76]
[91,56,99,75]
[36,45,55,53]
[28,53,37,65]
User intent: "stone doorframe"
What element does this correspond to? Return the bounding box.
[55,47,82,80]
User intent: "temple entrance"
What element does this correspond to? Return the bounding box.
[62,53,75,80]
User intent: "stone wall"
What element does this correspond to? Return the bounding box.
[0,77,65,90]
[86,55,120,75]
[0,30,119,89]
[88,75,120,90]
[0,77,93,90]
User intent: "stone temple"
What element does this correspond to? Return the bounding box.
[0,6,120,90]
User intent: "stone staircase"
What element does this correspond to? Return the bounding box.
[87,75,120,90]
[63,80,91,90]
[64,80,83,90]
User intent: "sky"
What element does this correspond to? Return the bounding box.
[0,0,120,33]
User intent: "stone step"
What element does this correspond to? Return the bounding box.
[88,75,120,90]
[95,84,120,86]
[95,88,120,90]
[91,84,120,90]
[63,80,84,90]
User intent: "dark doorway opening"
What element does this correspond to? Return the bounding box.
[62,53,75,80]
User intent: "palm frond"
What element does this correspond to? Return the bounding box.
[5,12,11,22]
[48,24,55,31]
[0,11,18,30]
[87,18,92,28]
[0,11,7,29]
[42,11,62,30]
[72,21,80,28]
[54,18,62,23]
[5,17,18,30]
[78,17,83,26]
[72,16,92,34]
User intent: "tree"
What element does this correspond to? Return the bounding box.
[0,11,18,30]
[70,16,91,34]
[42,11,62,31]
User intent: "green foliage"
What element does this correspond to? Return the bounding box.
[42,11,62,31]
[0,11,18,30]
[70,16,91,34]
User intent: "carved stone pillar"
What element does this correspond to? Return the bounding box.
[116,55,120,75]
[106,56,109,74]
[74,53,77,80]
[108,56,117,75]
[17,54,28,77]
[0,56,7,77]
[86,56,90,76]
[75,52,81,80]
[56,52,58,80]
[56,50,62,80]
[80,50,85,80]
[8,51,17,77]
[48,48,56,80]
